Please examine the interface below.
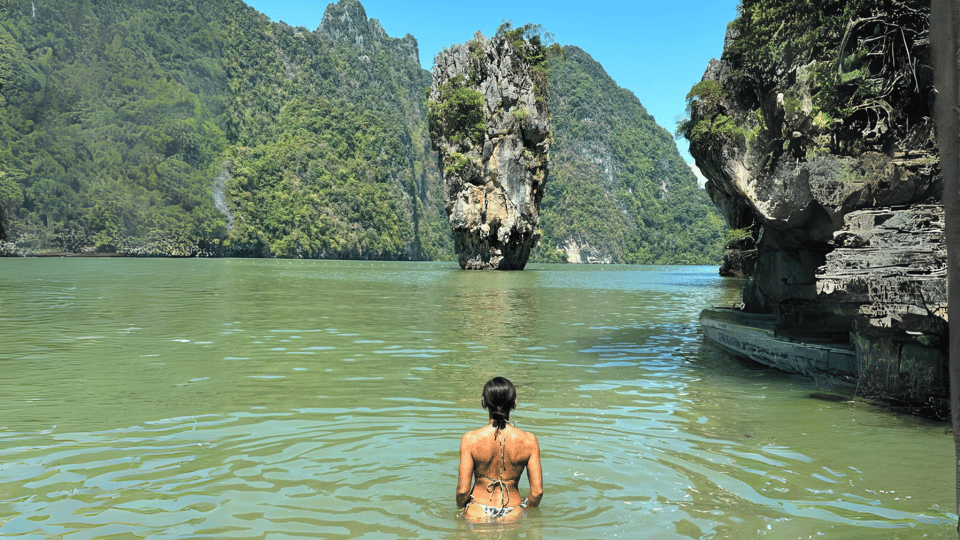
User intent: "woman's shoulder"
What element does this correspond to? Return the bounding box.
[509,425,539,446]
[461,425,490,443]
[461,424,538,445]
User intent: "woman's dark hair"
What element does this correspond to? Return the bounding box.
[482,377,517,431]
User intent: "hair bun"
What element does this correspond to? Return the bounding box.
[482,376,516,431]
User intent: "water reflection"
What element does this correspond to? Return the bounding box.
[437,269,542,355]
[451,510,544,540]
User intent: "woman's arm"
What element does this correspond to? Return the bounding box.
[525,434,543,507]
[456,433,475,507]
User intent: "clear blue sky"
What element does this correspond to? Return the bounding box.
[243,0,740,180]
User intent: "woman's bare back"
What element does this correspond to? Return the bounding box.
[457,423,542,510]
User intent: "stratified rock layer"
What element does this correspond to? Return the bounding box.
[817,205,947,335]
[428,32,549,270]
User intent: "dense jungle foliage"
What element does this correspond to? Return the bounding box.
[0,0,235,254]
[0,0,449,258]
[0,0,723,263]
[540,46,724,264]
[678,0,932,171]
[221,1,451,259]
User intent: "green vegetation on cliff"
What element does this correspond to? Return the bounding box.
[0,0,234,254]
[0,0,450,258]
[426,75,486,148]
[0,0,723,264]
[541,46,724,264]
[680,0,932,172]
[221,1,450,259]
[676,80,745,148]
[493,22,565,102]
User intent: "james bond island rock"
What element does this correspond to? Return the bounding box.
[681,0,948,415]
[427,25,554,270]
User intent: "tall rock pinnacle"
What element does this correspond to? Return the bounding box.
[427,28,551,270]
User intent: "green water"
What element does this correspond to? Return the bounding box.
[0,258,954,539]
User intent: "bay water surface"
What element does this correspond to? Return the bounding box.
[0,259,954,539]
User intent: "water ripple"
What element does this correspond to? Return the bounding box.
[0,261,953,538]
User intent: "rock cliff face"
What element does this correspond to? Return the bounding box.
[427,31,550,270]
[684,0,947,411]
[317,0,420,65]
[691,13,940,312]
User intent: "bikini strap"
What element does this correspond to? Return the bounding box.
[482,478,509,507]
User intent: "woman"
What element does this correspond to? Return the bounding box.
[457,377,543,522]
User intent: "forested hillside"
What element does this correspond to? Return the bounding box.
[539,47,724,264]
[0,0,723,263]
[0,0,450,258]
[0,0,236,255]
[222,0,450,259]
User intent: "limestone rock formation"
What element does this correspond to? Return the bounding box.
[317,0,420,64]
[688,18,940,312]
[686,2,939,312]
[682,0,947,410]
[817,205,947,335]
[427,30,550,270]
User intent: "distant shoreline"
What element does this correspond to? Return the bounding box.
[3,250,142,258]
[26,252,137,258]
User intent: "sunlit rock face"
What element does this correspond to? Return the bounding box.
[427,32,550,270]
[687,10,941,316]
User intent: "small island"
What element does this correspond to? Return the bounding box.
[426,24,556,270]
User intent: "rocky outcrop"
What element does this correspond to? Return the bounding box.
[317,0,420,65]
[427,30,550,270]
[816,204,947,410]
[561,236,613,264]
[719,247,757,278]
[317,0,389,47]
[727,150,942,312]
[817,205,947,334]
[0,241,22,257]
[685,1,947,412]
